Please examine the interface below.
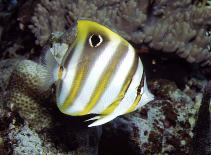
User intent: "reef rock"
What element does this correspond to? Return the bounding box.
[0,1,210,154]
[27,0,211,66]
[0,58,207,154]
[99,79,204,155]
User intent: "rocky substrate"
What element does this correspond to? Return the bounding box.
[0,59,210,155]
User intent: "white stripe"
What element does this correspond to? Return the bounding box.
[137,77,154,108]
[57,43,84,106]
[65,40,120,113]
[91,45,135,114]
[88,58,144,127]
[111,59,143,116]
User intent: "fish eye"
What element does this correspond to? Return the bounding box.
[89,34,103,47]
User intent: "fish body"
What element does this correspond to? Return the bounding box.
[43,20,154,127]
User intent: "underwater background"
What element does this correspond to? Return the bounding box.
[0,0,211,154]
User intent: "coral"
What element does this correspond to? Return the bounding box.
[0,57,206,154]
[29,0,70,45]
[0,106,103,155]
[0,1,210,153]
[3,59,53,131]
[0,59,20,93]
[28,0,211,66]
[137,1,211,66]
[0,108,44,155]
[149,79,194,104]
[0,58,103,154]
[7,124,44,155]
[0,0,39,61]
[0,55,209,154]
[29,0,147,46]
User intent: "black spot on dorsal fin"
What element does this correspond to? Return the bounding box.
[137,71,145,94]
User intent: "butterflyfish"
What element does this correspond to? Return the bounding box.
[42,20,154,127]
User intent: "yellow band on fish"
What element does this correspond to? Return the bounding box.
[43,19,154,127]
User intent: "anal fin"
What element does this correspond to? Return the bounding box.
[86,114,118,127]
[85,116,101,122]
